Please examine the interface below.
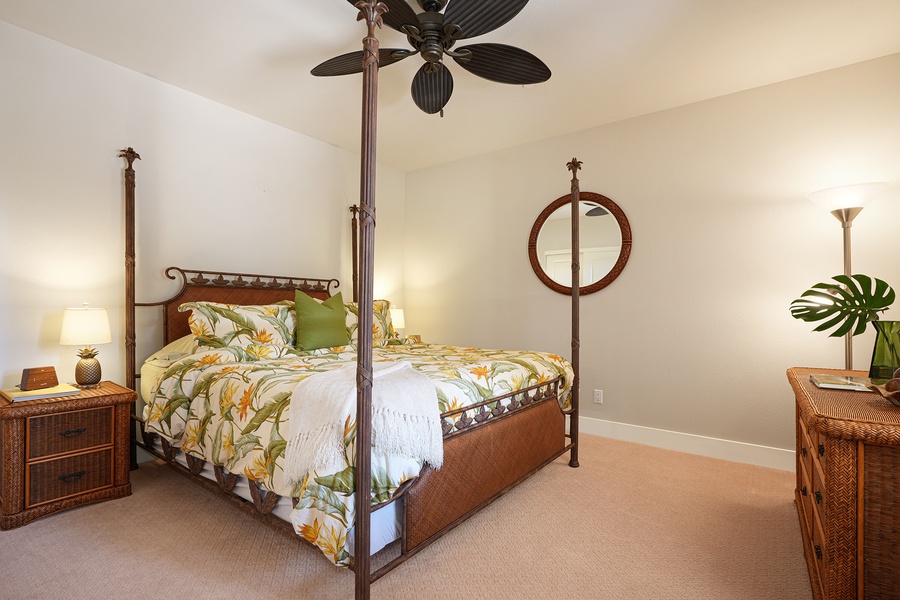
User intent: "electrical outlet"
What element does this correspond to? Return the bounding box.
[593,389,603,404]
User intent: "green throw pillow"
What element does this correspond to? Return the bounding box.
[295,290,350,351]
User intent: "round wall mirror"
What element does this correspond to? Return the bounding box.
[528,191,632,295]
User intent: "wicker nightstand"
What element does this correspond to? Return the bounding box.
[0,381,134,530]
[788,367,900,600]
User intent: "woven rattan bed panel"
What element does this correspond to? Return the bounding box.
[404,397,565,550]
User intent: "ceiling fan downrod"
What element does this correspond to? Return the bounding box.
[418,0,446,10]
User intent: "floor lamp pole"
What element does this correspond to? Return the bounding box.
[833,207,863,370]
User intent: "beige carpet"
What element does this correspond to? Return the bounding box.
[0,434,811,600]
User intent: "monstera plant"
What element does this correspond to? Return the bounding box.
[790,274,895,337]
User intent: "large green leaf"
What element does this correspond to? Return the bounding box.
[790,274,895,337]
[240,394,290,435]
[315,466,355,495]
[233,433,262,459]
[370,468,396,504]
[297,482,348,526]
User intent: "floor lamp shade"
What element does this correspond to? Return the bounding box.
[807,182,889,212]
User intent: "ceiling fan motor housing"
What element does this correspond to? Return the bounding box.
[409,11,450,66]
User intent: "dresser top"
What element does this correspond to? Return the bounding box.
[788,367,900,446]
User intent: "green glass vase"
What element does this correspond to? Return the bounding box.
[868,321,900,380]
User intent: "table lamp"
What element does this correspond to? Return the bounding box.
[390,308,406,337]
[60,304,112,388]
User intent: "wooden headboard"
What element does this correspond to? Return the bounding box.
[139,267,339,345]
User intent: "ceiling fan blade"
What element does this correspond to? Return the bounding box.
[444,0,530,39]
[411,64,454,114]
[311,48,411,77]
[344,0,419,33]
[453,43,550,84]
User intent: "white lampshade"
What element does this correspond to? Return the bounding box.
[390,308,406,331]
[807,182,889,212]
[60,305,112,346]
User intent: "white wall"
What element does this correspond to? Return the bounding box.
[404,53,900,453]
[0,21,406,388]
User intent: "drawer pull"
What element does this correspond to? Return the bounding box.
[801,486,808,496]
[818,443,825,457]
[815,545,823,560]
[59,428,86,439]
[815,490,822,505]
[58,470,86,483]
[801,447,807,458]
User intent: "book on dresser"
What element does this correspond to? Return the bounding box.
[0,383,80,402]
[808,373,873,392]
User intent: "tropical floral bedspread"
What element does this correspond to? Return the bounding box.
[143,343,573,566]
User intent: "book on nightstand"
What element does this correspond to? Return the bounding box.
[809,373,874,392]
[0,383,80,402]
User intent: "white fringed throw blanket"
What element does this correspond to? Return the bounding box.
[284,361,443,486]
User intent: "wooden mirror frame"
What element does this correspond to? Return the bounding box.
[528,191,632,296]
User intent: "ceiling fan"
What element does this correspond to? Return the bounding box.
[311,0,551,115]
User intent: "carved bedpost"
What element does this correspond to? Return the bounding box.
[120,146,141,470]
[350,204,360,303]
[567,158,581,469]
[354,3,386,600]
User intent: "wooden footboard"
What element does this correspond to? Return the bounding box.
[405,395,566,552]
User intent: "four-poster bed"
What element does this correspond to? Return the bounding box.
[121,159,583,596]
[121,3,583,599]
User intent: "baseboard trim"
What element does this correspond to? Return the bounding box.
[579,416,795,471]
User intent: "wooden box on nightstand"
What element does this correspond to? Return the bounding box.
[0,381,135,530]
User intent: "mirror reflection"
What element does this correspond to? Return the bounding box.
[536,202,623,287]
[528,191,632,296]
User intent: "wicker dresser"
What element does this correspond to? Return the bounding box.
[788,367,900,600]
[0,381,134,530]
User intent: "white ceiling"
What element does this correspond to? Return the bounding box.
[3,0,900,171]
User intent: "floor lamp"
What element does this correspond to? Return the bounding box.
[808,182,889,369]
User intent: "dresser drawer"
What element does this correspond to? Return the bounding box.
[26,448,113,507]
[799,421,815,483]
[811,515,826,599]
[27,407,113,459]
[811,460,825,515]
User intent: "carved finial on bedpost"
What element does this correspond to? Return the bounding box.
[119,147,141,169]
[567,157,582,176]
[355,0,387,34]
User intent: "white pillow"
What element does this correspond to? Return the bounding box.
[143,334,198,368]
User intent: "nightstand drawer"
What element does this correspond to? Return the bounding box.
[27,407,113,459]
[26,448,112,507]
